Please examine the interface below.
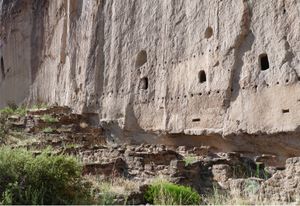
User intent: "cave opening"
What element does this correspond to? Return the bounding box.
[135,50,147,68]
[199,70,206,83]
[139,77,148,90]
[259,53,270,71]
[282,109,289,114]
[204,27,213,39]
[1,57,5,79]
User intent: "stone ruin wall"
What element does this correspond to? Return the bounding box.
[0,0,300,158]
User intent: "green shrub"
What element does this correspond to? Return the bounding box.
[0,106,27,117]
[0,107,15,116]
[0,147,92,205]
[144,180,201,205]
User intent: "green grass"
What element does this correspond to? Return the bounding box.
[0,107,27,117]
[87,176,140,205]
[0,114,6,140]
[0,110,9,141]
[183,155,197,166]
[30,103,48,110]
[144,180,201,205]
[63,143,80,149]
[0,147,92,205]
[205,182,262,205]
[41,114,58,123]
[0,128,5,140]
[205,185,228,205]
[0,104,49,118]
[42,127,54,133]
[96,182,117,205]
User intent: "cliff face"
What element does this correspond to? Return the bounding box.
[1,0,300,159]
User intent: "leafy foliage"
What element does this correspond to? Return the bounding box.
[0,147,92,205]
[144,180,201,205]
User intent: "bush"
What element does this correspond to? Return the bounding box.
[0,147,92,205]
[144,180,201,205]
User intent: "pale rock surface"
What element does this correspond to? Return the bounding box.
[260,157,300,202]
[0,0,300,161]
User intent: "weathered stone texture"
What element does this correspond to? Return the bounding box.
[260,157,300,202]
[0,0,300,155]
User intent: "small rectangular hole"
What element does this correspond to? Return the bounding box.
[1,57,5,79]
[192,118,200,122]
[282,109,289,114]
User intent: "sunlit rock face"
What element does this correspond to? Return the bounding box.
[1,0,300,159]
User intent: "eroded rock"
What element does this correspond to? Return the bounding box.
[260,157,300,203]
[0,0,300,162]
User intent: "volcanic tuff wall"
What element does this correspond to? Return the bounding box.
[1,0,300,157]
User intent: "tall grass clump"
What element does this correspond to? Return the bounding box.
[0,147,92,205]
[41,114,58,123]
[144,180,201,205]
[0,106,27,117]
[183,155,197,166]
